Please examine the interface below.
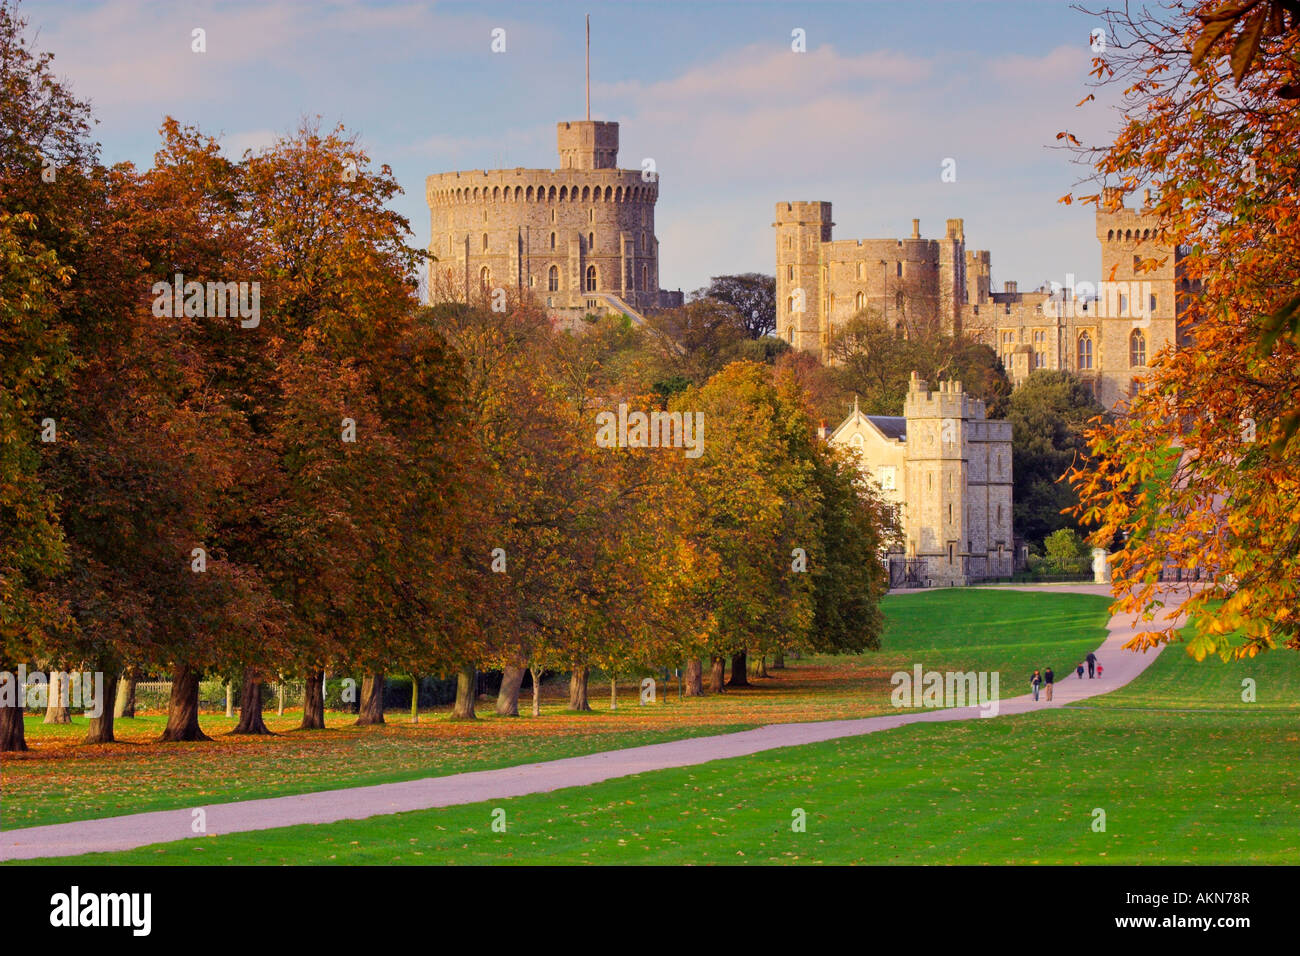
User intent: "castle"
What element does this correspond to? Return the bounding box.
[828,373,1014,586]
[774,190,1190,410]
[425,119,683,323]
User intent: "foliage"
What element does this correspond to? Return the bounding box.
[1063,1,1300,658]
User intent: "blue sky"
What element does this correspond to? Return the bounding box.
[27,0,1126,293]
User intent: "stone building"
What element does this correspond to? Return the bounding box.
[829,373,1013,586]
[774,191,1193,410]
[426,119,683,324]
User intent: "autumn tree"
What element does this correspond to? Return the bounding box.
[1065,2,1300,656]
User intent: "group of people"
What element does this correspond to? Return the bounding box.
[1031,652,1102,702]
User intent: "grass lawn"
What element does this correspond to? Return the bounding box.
[28,606,1299,866]
[0,589,1110,832]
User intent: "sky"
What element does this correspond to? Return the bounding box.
[24,0,1129,293]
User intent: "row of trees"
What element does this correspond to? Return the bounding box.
[0,2,892,750]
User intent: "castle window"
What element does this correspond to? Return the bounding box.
[585,265,597,292]
[1133,254,1141,271]
[856,291,866,311]
[1077,331,1094,370]
[996,504,1002,523]
[548,265,559,292]
[896,262,902,277]
[788,265,795,281]
[948,543,954,563]
[948,503,953,523]
[588,232,594,249]
[642,265,648,290]
[589,209,594,223]
[788,327,794,343]
[1130,329,1147,367]
[784,236,792,250]
[896,291,904,310]
[1150,294,1157,314]
[479,266,490,289]
[857,262,865,280]
[482,233,489,251]
[560,186,568,201]
[549,232,556,251]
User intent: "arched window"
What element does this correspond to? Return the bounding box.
[857,262,865,279]
[548,265,559,292]
[585,265,597,292]
[559,186,568,201]
[850,434,864,449]
[479,266,490,289]
[550,232,556,250]
[1077,331,1093,370]
[1130,329,1147,367]
[641,264,648,290]
[588,231,594,249]
[855,291,866,311]
[581,186,590,201]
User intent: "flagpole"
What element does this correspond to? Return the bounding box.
[586,14,591,121]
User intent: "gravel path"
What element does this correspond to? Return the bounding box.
[0,584,1186,861]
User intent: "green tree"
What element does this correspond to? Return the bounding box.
[1006,370,1106,548]
[692,273,777,339]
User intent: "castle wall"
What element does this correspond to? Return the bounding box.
[427,121,676,315]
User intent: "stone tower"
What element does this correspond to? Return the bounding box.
[426,120,682,319]
[901,373,1012,586]
[1092,187,1182,409]
[773,201,833,356]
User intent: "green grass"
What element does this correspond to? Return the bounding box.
[20,589,1300,866]
[1,589,1112,832]
[878,588,1109,686]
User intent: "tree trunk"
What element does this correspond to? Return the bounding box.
[0,670,28,752]
[708,656,726,693]
[83,671,118,744]
[773,650,785,669]
[568,665,591,711]
[277,681,285,716]
[301,670,326,730]
[450,665,477,720]
[410,675,420,723]
[530,667,542,717]
[113,671,137,719]
[756,655,769,679]
[356,673,385,726]
[224,682,233,718]
[158,662,209,742]
[685,658,703,696]
[496,664,525,716]
[231,674,272,734]
[727,650,750,687]
[43,670,71,724]
[609,677,617,711]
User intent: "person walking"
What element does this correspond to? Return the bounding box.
[1086,651,1097,678]
[1097,662,1104,679]
[1076,662,1085,679]
[1044,666,1055,701]
[1030,669,1042,702]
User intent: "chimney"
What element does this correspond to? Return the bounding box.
[911,218,920,239]
[1004,281,1017,294]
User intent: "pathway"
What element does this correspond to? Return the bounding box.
[0,584,1188,861]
